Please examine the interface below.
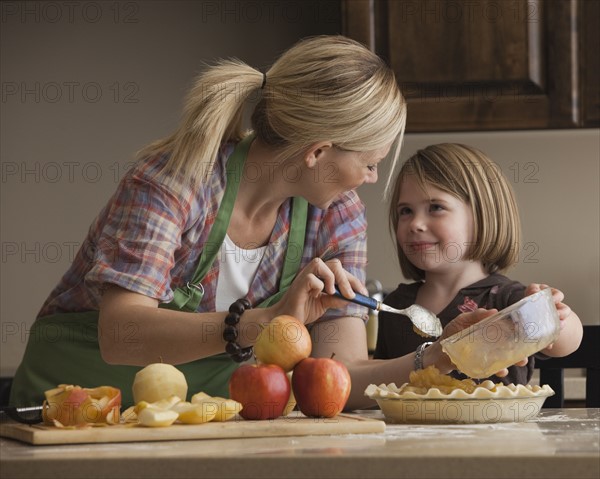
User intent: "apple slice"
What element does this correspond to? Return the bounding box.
[190,391,212,403]
[150,395,182,409]
[208,398,242,422]
[137,405,179,427]
[282,372,296,416]
[172,401,218,424]
[121,406,138,423]
[190,392,242,422]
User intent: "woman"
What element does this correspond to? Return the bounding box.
[10,35,510,410]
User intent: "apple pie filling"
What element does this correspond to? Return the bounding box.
[365,366,554,400]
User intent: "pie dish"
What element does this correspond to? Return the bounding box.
[365,367,554,424]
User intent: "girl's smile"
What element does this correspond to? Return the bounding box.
[395,175,475,275]
[406,241,437,252]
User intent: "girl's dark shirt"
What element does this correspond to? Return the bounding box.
[373,273,534,385]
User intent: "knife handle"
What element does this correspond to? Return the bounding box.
[333,286,379,311]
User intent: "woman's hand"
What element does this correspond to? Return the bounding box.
[428,308,528,376]
[270,257,367,325]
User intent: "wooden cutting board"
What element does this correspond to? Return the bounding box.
[0,412,385,445]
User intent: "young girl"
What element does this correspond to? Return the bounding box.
[375,143,583,385]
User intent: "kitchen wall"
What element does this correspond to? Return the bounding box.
[360,129,599,319]
[1,1,598,376]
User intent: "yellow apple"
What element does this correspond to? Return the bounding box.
[132,363,188,404]
[254,315,312,372]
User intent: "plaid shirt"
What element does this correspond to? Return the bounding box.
[38,142,368,322]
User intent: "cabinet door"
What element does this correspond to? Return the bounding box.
[581,0,600,126]
[342,0,585,131]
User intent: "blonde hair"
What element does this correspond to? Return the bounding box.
[389,144,521,281]
[137,35,406,189]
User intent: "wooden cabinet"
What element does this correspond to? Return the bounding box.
[342,0,599,132]
[581,0,600,126]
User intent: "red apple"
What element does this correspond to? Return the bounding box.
[42,384,122,426]
[229,364,291,420]
[292,356,351,418]
[253,315,312,372]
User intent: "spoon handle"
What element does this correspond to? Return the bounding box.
[333,286,380,311]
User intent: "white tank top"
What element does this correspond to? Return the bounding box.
[215,234,267,312]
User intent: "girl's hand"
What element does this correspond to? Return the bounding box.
[527,284,583,357]
[270,257,367,325]
[525,283,571,326]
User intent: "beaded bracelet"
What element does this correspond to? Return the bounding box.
[223,298,253,363]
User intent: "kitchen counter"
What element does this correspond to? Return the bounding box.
[1,408,598,479]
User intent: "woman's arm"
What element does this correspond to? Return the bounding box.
[98,257,361,366]
[98,285,274,365]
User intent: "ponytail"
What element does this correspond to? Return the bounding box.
[137,36,406,193]
[137,59,264,186]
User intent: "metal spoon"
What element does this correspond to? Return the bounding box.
[333,287,443,338]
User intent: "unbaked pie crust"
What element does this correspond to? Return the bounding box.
[365,367,554,424]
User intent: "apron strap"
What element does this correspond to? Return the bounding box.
[258,196,308,308]
[165,134,308,312]
[164,135,253,312]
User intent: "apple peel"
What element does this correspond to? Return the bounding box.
[42,384,122,427]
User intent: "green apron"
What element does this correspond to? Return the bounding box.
[9,135,308,407]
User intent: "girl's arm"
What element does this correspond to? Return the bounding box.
[312,309,501,411]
